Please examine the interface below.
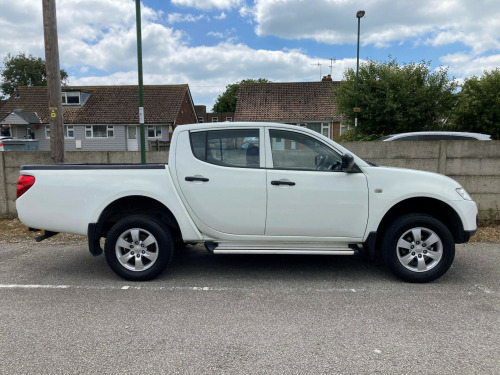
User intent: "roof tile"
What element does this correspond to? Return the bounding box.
[0,85,190,124]
[234,81,342,122]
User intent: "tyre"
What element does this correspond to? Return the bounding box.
[382,214,455,283]
[104,215,174,281]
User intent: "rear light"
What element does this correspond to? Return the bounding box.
[17,175,36,199]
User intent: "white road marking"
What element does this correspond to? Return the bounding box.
[0,284,366,293]
[0,284,70,289]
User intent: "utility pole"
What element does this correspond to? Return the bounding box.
[42,0,65,163]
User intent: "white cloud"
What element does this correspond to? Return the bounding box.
[167,12,209,24]
[207,31,224,38]
[207,28,237,42]
[214,12,227,20]
[171,0,242,11]
[0,0,354,107]
[249,0,500,53]
[440,53,500,77]
[1,0,497,108]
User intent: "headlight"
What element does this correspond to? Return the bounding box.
[456,187,472,201]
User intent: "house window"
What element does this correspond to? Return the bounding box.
[61,91,81,105]
[340,122,348,135]
[226,117,232,122]
[212,117,218,123]
[86,125,114,138]
[65,125,74,138]
[147,125,162,138]
[45,125,74,139]
[198,117,204,123]
[321,124,330,138]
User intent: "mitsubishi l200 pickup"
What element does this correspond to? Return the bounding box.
[16,122,478,282]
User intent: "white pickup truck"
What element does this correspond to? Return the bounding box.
[16,122,478,282]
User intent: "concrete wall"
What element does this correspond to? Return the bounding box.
[1,141,499,220]
[340,140,500,221]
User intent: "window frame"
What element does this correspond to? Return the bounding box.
[189,128,261,169]
[85,125,114,138]
[61,91,81,105]
[45,125,75,139]
[266,128,343,172]
[147,125,162,139]
[65,125,74,139]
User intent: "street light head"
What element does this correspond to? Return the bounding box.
[356,10,365,18]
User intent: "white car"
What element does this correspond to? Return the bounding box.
[16,122,478,283]
[0,136,14,151]
[379,131,491,141]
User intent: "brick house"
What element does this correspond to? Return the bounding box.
[0,85,197,151]
[234,77,345,140]
[195,105,234,124]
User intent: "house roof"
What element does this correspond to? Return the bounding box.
[0,85,192,125]
[0,110,41,125]
[234,81,343,122]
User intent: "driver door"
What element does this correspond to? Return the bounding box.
[265,128,369,239]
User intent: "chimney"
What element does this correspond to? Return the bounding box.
[322,74,333,81]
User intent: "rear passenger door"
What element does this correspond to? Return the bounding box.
[175,128,267,235]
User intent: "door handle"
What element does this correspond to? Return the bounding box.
[185,176,209,182]
[271,180,295,186]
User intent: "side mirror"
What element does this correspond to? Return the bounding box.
[341,153,355,172]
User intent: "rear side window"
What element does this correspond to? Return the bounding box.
[189,129,260,168]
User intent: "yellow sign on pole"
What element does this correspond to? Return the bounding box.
[353,107,361,112]
[51,112,56,118]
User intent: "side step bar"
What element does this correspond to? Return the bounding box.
[213,249,356,255]
[205,241,361,256]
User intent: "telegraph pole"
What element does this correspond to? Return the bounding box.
[42,0,65,163]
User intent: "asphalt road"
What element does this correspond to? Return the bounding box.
[0,239,498,374]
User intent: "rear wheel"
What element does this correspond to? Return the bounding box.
[382,214,455,283]
[104,215,173,281]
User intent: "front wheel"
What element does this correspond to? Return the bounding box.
[382,214,455,283]
[104,216,174,281]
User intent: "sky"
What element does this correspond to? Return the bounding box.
[0,0,499,110]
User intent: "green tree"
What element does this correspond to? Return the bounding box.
[334,58,458,137]
[452,69,500,140]
[1,52,69,96]
[213,78,271,112]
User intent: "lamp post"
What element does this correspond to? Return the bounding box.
[136,0,146,163]
[354,10,365,141]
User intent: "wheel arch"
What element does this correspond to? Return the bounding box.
[370,197,465,257]
[95,195,182,243]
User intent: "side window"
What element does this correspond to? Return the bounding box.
[269,130,342,171]
[394,135,420,141]
[190,129,260,168]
